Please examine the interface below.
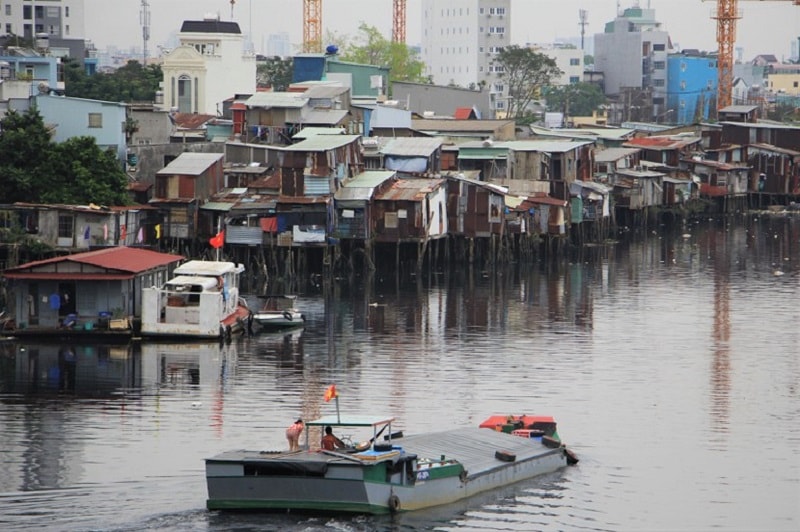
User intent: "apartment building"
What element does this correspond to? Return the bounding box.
[421,0,510,114]
[0,1,85,55]
[594,6,671,119]
[532,44,584,86]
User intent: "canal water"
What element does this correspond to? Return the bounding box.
[0,215,798,531]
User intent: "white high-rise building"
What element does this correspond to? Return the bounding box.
[421,0,510,110]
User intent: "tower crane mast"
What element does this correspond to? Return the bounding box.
[709,0,800,111]
[302,0,407,53]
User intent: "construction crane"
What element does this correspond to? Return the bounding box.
[303,0,407,52]
[710,0,800,111]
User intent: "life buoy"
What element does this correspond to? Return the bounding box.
[283,311,293,321]
[388,494,400,513]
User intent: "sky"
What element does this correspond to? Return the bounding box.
[84,0,800,62]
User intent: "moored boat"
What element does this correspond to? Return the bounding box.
[251,295,305,331]
[141,260,251,339]
[205,412,577,514]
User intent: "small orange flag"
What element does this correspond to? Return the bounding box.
[209,230,225,249]
[324,384,337,402]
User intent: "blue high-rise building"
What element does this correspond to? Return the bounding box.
[667,52,718,125]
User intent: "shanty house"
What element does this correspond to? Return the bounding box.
[380,137,444,176]
[456,141,509,181]
[373,178,448,243]
[611,168,666,211]
[624,135,703,167]
[276,134,363,247]
[505,140,595,200]
[150,152,225,242]
[2,247,183,332]
[444,173,506,239]
[333,170,397,240]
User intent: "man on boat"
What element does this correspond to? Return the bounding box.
[321,425,346,451]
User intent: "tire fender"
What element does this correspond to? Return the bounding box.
[388,494,400,513]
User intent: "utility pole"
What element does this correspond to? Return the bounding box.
[140,0,150,65]
[579,9,588,51]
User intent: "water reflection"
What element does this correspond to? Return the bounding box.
[8,343,139,396]
[0,216,798,531]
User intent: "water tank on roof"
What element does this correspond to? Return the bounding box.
[35,33,50,51]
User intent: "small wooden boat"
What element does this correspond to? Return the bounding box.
[205,413,576,514]
[141,260,251,339]
[251,295,305,331]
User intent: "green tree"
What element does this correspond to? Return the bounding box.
[257,56,294,91]
[493,46,562,120]
[0,108,52,202]
[65,58,162,102]
[544,83,607,117]
[0,108,129,205]
[338,23,427,86]
[39,137,130,206]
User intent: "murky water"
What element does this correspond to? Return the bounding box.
[1,216,799,531]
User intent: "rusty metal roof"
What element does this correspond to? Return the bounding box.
[3,247,184,280]
[375,178,446,202]
[624,135,702,150]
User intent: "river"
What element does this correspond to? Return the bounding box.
[0,215,798,531]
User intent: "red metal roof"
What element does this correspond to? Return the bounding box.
[454,107,474,120]
[3,247,184,280]
[173,112,216,129]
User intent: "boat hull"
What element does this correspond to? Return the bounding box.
[251,310,305,330]
[205,427,570,514]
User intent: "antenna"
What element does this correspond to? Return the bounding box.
[140,0,151,65]
[230,0,236,20]
[579,9,588,51]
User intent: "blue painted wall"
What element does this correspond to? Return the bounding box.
[667,54,718,125]
[34,95,128,163]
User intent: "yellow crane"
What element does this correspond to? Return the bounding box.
[303,0,407,52]
[709,0,800,111]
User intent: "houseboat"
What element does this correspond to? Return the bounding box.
[205,413,576,514]
[140,260,251,339]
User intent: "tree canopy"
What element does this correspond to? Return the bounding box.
[493,46,562,121]
[544,82,607,117]
[337,24,427,86]
[65,59,162,102]
[0,108,129,206]
[256,56,294,91]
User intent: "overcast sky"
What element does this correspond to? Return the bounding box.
[85,0,800,61]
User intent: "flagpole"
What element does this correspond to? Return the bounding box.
[216,218,221,261]
[335,395,340,423]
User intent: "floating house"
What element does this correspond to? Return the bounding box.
[2,247,183,335]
